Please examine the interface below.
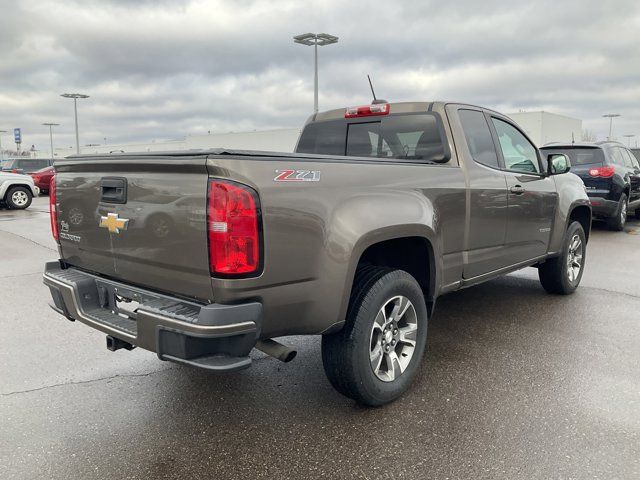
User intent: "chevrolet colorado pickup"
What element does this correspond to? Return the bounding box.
[44,101,591,406]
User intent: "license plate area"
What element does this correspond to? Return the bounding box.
[89,275,203,323]
[115,294,140,319]
[94,280,149,321]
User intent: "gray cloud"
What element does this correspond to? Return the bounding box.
[1,0,639,152]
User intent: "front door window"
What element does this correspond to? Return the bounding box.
[491,118,540,174]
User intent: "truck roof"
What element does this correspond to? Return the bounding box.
[309,101,504,123]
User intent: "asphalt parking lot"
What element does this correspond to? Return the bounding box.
[1,196,639,479]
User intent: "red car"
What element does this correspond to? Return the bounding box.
[29,166,55,194]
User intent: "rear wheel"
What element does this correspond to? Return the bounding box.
[5,186,32,210]
[538,221,586,295]
[606,193,627,231]
[322,267,429,406]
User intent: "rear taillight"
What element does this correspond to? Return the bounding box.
[207,180,261,276]
[49,176,59,242]
[345,103,390,118]
[588,166,615,178]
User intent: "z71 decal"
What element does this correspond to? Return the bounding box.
[274,169,321,182]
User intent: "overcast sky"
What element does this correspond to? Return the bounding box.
[1,0,639,153]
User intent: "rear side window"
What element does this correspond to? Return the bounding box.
[297,114,448,163]
[540,147,605,166]
[458,109,499,169]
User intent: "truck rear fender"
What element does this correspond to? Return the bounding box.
[335,225,440,332]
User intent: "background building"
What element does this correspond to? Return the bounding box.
[28,111,581,159]
[507,111,582,147]
[54,128,302,158]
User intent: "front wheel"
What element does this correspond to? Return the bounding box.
[538,221,586,295]
[5,186,33,210]
[322,267,429,406]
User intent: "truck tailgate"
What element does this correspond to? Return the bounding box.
[55,154,213,302]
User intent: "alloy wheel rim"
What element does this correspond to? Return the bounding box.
[369,295,418,382]
[621,200,627,224]
[566,234,583,283]
[12,191,28,206]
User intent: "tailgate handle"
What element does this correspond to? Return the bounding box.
[100,177,127,204]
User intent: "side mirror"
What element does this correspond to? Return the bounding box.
[547,153,571,175]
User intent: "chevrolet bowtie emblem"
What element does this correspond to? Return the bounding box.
[99,213,129,234]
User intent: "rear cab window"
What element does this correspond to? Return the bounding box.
[296,113,449,163]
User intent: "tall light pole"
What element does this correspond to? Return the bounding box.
[623,134,635,147]
[293,33,338,113]
[603,113,621,140]
[0,129,6,162]
[61,93,90,154]
[42,123,60,160]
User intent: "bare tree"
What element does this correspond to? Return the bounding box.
[582,129,597,142]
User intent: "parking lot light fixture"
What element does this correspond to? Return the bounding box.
[602,113,621,140]
[61,93,90,154]
[293,33,338,113]
[42,123,60,160]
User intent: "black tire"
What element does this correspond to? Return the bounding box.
[322,266,429,406]
[5,186,32,210]
[635,208,640,220]
[606,193,628,231]
[538,221,586,295]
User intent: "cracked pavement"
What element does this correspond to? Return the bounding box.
[1,196,639,479]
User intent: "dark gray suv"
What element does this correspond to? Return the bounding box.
[541,142,640,230]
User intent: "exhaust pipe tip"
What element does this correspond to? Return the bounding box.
[255,339,297,363]
[281,349,297,363]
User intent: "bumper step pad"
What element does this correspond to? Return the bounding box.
[43,262,261,372]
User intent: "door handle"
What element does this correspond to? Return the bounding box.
[510,185,525,194]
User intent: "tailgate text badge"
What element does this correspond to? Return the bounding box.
[274,169,320,182]
[99,213,129,234]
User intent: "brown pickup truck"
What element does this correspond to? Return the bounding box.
[44,101,591,406]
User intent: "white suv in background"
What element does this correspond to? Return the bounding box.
[0,171,40,209]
